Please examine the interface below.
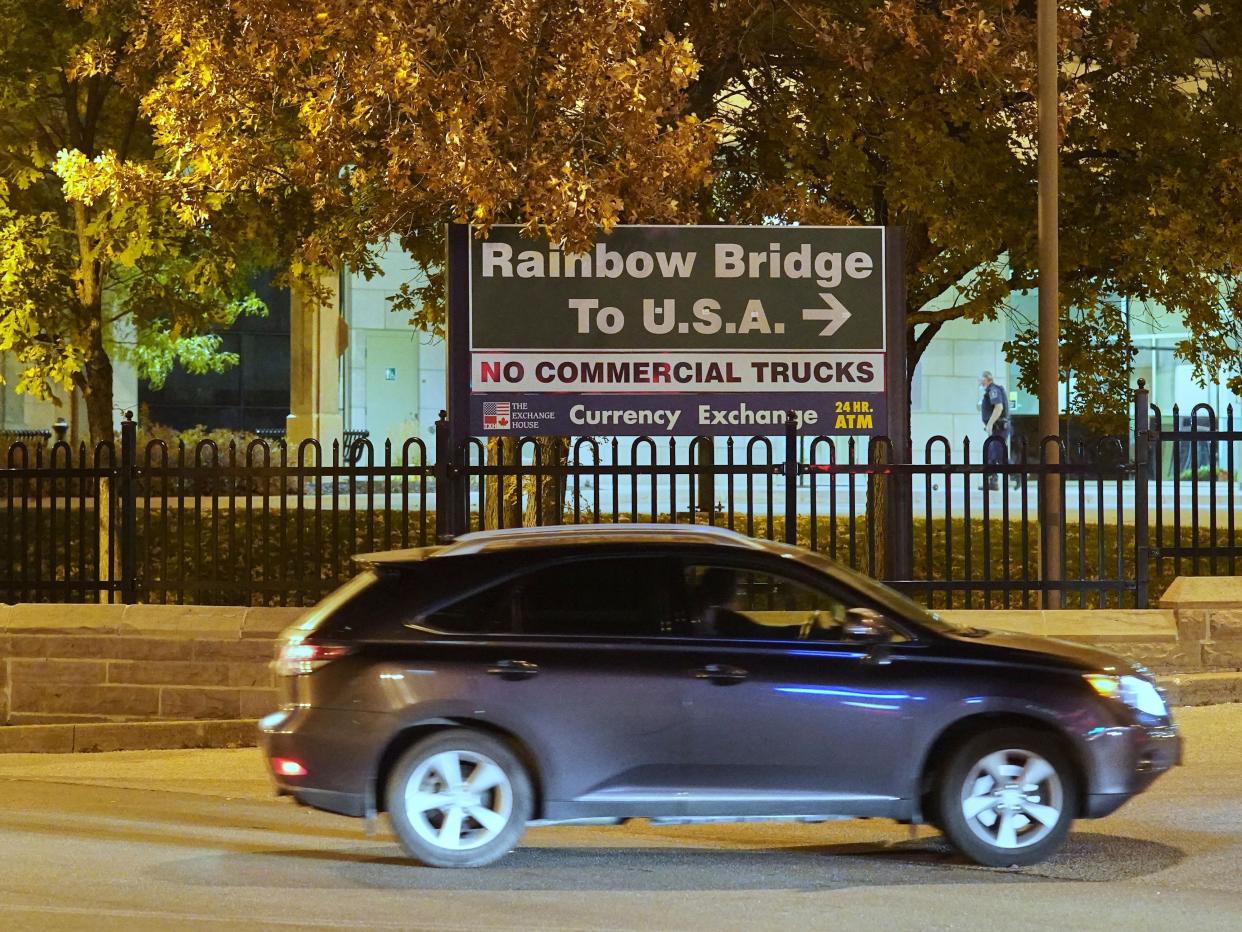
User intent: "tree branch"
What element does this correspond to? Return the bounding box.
[906,304,972,327]
[116,98,141,163]
[909,320,944,374]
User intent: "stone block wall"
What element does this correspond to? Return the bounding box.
[899,587,1242,675]
[0,604,300,725]
[1160,608,1242,671]
[939,608,1194,673]
[2,576,1239,725]
[1157,577,1242,673]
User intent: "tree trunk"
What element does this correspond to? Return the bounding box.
[79,342,114,448]
[863,311,936,581]
[483,436,522,529]
[866,438,890,579]
[72,202,114,447]
[482,436,570,528]
[523,436,569,526]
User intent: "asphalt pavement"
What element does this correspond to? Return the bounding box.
[1,705,1240,931]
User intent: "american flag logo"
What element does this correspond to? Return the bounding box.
[482,402,512,430]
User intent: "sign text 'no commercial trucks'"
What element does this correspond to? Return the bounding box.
[449,224,905,437]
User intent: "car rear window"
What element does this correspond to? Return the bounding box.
[420,555,672,638]
[281,570,382,642]
[514,558,670,636]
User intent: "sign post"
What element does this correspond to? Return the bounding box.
[884,229,912,583]
[449,224,904,442]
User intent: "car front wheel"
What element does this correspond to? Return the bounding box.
[387,729,533,868]
[936,727,1078,867]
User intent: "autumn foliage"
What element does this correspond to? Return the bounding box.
[134,0,717,324]
[4,0,1242,441]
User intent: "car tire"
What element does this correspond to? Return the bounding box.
[935,727,1078,867]
[387,729,533,868]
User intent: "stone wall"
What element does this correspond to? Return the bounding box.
[938,608,1197,673]
[0,604,299,726]
[2,578,1239,726]
[1158,577,1242,671]
[930,581,1242,674]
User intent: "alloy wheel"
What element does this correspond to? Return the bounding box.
[404,749,514,852]
[959,747,1065,851]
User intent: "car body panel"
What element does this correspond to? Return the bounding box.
[676,639,915,815]
[261,525,1181,829]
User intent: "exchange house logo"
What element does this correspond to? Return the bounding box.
[482,401,511,430]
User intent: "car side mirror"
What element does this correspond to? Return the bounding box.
[843,608,889,642]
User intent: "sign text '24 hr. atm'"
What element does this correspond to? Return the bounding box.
[463,225,893,436]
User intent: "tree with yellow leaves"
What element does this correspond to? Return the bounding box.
[685,0,1242,419]
[0,0,277,443]
[131,0,718,332]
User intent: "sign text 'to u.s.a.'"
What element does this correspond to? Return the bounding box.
[452,224,904,436]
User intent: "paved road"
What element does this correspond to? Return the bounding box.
[1,706,1240,931]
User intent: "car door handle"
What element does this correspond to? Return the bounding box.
[692,663,749,685]
[487,659,540,680]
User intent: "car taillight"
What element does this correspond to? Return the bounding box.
[273,641,352,677]
[271,757,308,777]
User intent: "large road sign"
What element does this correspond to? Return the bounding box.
[446,224,906,439]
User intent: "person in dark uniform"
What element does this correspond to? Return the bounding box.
[979,370,1011,491]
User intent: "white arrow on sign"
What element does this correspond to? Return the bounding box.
[802,292,852,337]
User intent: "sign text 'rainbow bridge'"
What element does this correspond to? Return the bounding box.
[448,224,906,437]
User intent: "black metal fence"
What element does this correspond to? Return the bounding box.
[445,416,1142,611]
[1,382,1237,609]
[1151,401,1242,580]
[0,425,432,606]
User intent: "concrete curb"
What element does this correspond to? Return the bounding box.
[0,718,258,754]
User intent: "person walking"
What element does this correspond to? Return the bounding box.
[979,370,1011,491]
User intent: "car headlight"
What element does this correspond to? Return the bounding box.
[1084,673,1169,717]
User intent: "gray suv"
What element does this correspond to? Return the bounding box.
[260,525,1180,868]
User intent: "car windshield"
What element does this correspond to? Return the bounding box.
[771,543,958,634]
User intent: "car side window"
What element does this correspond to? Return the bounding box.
[421,580,515,634]
[514,557,670,637]
[683,563,853,641]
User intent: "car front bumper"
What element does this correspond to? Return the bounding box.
[1081,721,1181,818]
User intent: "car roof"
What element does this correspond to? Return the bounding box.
[352,523,770,566]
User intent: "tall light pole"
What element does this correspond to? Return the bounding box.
[1038,0,1063,607]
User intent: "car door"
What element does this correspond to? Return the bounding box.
[676,556,922,818]
[417,553,693,821]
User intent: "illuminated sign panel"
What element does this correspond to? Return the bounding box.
[450,224,904,436]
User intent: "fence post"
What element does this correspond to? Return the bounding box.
[783,413,798,545]
[118,411,139,604]
[888,439,913,586]
[435,411,465,541]
[1134,380,1150,608]
[696,438,715,513]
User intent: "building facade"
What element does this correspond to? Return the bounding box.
[4,241,1238,457]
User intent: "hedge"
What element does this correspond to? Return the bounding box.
[0,507,1222,608]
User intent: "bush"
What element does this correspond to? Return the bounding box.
[0,505,1216,609]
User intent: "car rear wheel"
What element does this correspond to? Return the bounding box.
[387,729,533,868]
[936,727,1078,867]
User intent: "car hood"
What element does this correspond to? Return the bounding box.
[940,627,1139,675]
